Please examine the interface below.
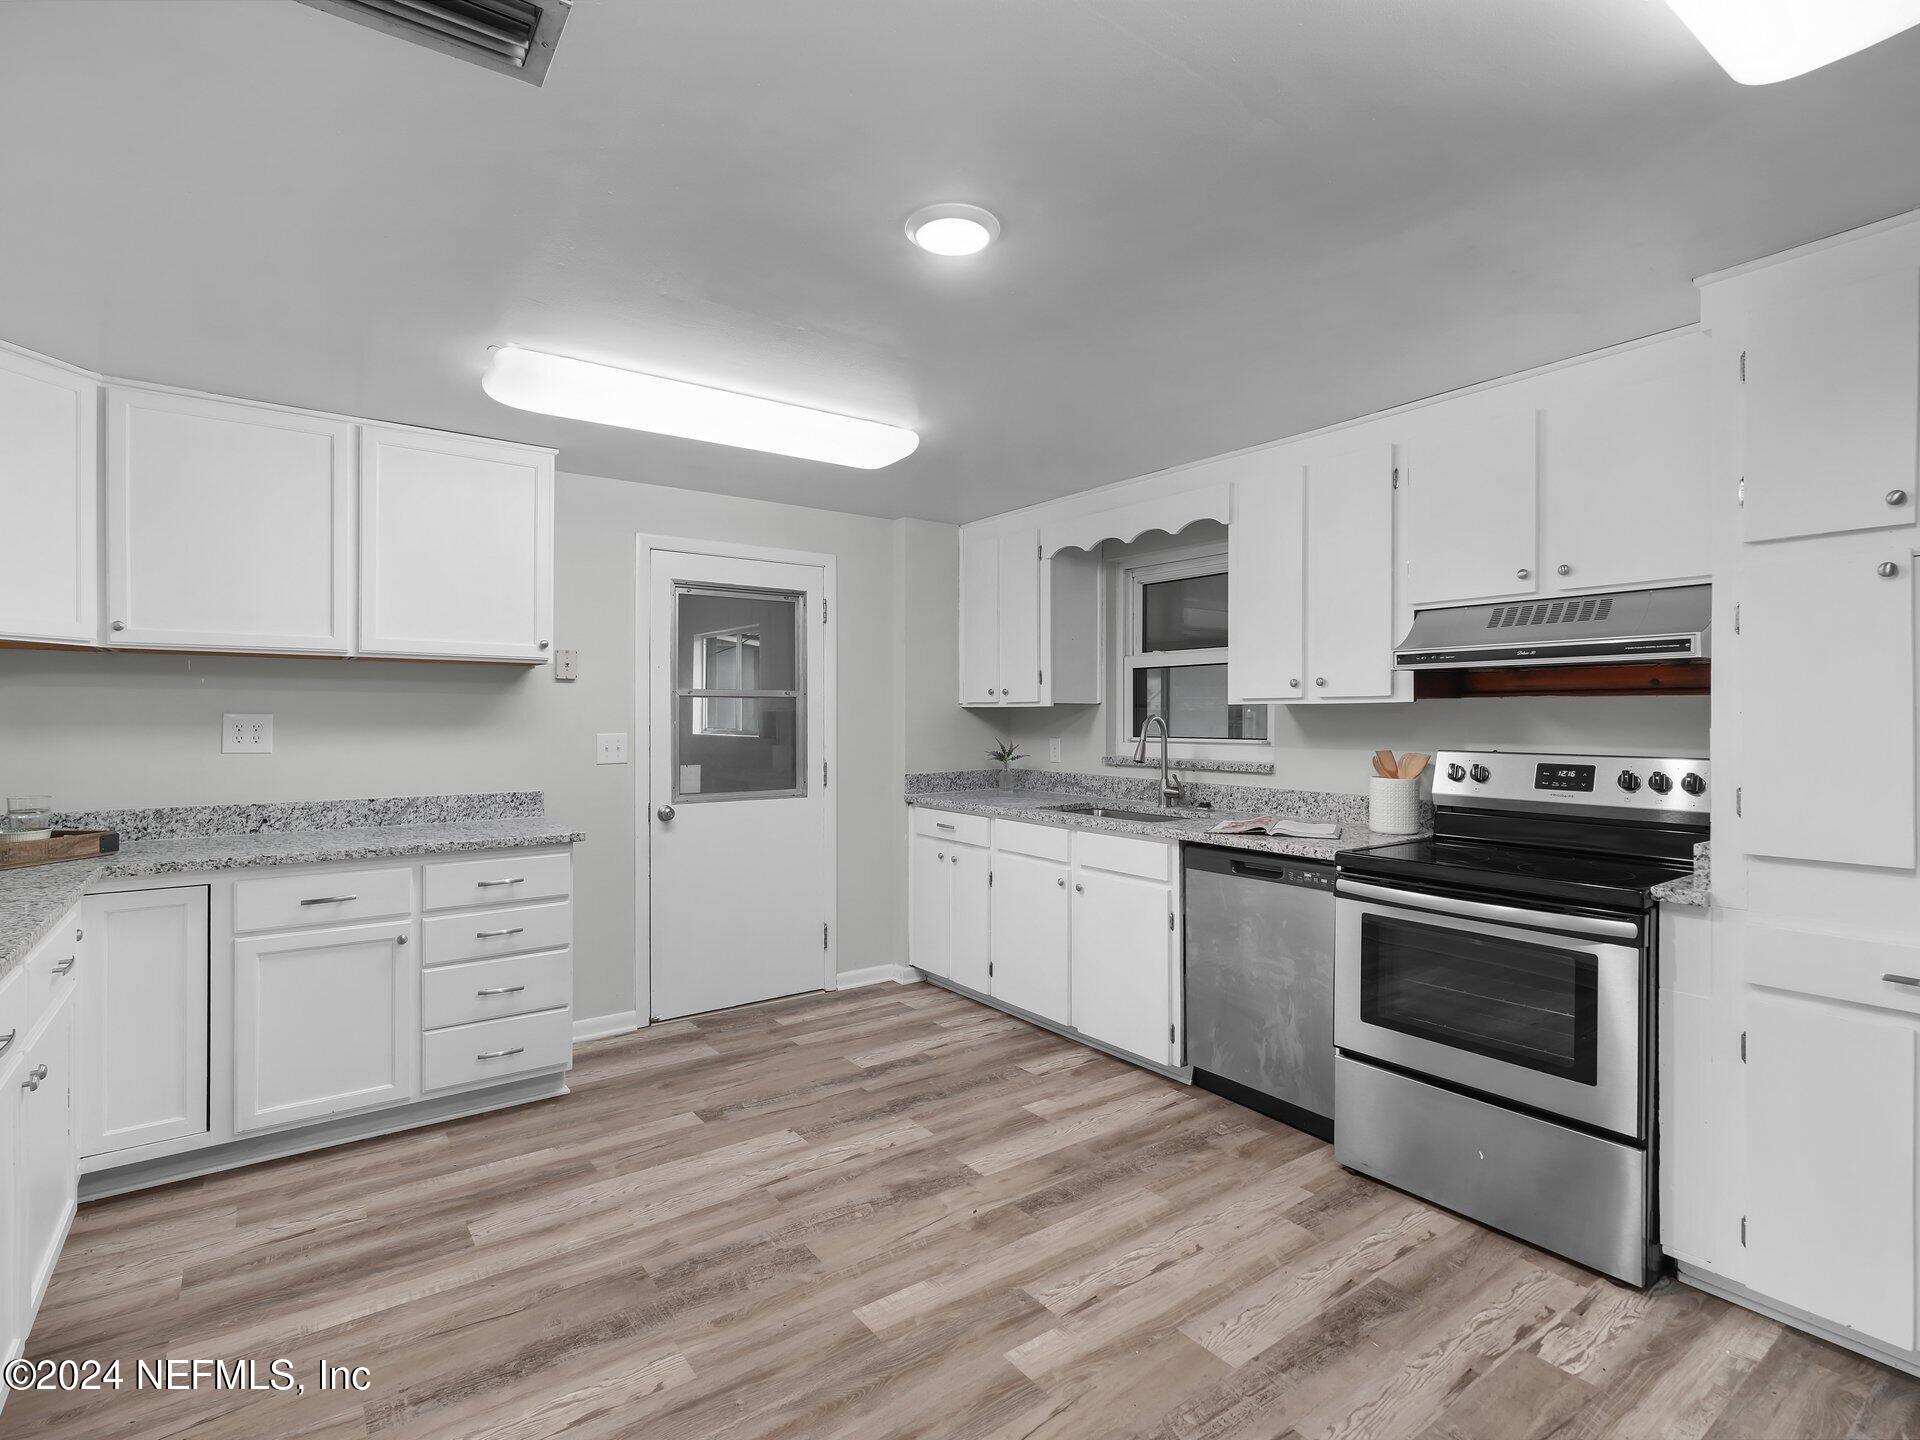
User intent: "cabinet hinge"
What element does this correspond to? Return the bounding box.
[1740,1029,1747,1063]
[1039,668,1044,686]
[988,960,994,977]
[1736,786,1742,816]
[1737,476,1745,508]
[1037,543,1043,559]
[1740,1215,1748,1247]
[1734,602,1740,635]
[1392,466,1401,489]
[823,759,829,786]
[822,597,828,622]
[989,870,994,887]
[1168,911,1175,932]
[1169,1023,1176,1043]
[1739,350,1746,383]
[822,922,829,949]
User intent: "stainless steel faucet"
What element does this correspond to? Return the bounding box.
[1133,714,1184,808]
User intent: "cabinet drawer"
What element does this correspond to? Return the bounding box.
[423,949,571,1029]
[23,905,84,1024]
[423,900,571,967]
[422,1007,571,1092]
[1074,832,1173,882]
[233,867,414,934]
[994,820,1072,863]
[914,808,991,848]
[0,963,25,1071]
[1746,920,1920,1018]
[424,852,571,912]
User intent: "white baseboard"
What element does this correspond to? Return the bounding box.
[1678,1264,1920,1379]
[837,964,923,989]
[574,1010,642,1042]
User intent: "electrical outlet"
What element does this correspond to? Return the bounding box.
[596,732,629,765]
[554,649,579,681]
[222,713,273,754]
[1048,737,1062,763]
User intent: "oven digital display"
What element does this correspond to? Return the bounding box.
[1535,763,1596,792]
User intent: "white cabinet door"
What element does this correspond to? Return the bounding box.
[948,843,992,994]
[1071,869,1175,1065]
[359,427,554,662]
[0,1050,18,1364]
[1745,989,1916,1350]
[105,387,354,652]
[958,531,1001,704]
[996,529,1041,705]
[1227,466,1305,703]
[909,833,953,980]
[234,921,417,1133]
[79,887,210,1159]
[1542,341,1711,590]
[1405,410,1538,606]
[989,852,1071,1025]
[1741,545,1914,868]
[1305,444,1396,698]
[1744,267,1919,543]
[18,988,77,1318]
[0,348,97,645]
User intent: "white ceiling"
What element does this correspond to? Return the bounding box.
[4,0,1919,523]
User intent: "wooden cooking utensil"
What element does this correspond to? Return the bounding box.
[1373,749,1399,779]
[1399,753,1430,780]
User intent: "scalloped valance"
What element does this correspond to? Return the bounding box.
[1038,483,1231,558]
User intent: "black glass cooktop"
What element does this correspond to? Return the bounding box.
[1336,836,1690,912]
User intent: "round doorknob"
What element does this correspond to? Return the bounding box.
[1889,490,1909,507]
[1516,568,1530,580]
[1557,564,1571,576]
[1880,562,1901,578]
[656,804,677,822]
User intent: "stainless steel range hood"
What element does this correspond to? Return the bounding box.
[1394,584,1711,670]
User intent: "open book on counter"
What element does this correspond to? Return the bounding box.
[1208,815,1340,839]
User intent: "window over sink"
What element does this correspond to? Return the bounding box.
[1120,548,1268,744]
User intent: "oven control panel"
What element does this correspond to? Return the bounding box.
[1433,750,1710,818]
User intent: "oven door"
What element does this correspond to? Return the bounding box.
[1333,878,1646,1139]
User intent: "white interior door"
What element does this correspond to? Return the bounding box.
[648,549,830,1020]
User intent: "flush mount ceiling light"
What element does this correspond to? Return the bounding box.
[481,346,919,470]
[1665,0,1920,83]
[904,203,1001,256]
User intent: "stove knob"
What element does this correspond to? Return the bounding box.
[1469,764,1491,784]
[1648,772,1674,795]
[1446,763,1466,782]
[1681,772,1706,796]
[1617,770,1641,792]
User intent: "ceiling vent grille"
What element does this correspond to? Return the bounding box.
[296,0,570,86]
[1485,596,1616,629]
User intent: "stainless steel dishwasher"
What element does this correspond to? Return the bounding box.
[1183,845,1337,1140]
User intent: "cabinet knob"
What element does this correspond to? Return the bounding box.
[1515,568,1530,581]
[1074,882,1084,893]
[396,934,408,946]
[987,687,997,696]
[110,620,126,632]
[1556,564,1572,577]
[1314,677,1326,687]
[75,927,83,941]
[951,854,959,865]
[21,1063,47,1092]
[1056,876,1066,887]
[1889,490,1910,508]
[538,640,550,650]
[936,851,945,861]
[1288,678,1299,689]
[1879,561,1901,578]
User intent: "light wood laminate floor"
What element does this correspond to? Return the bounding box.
[10,984,1920,1439]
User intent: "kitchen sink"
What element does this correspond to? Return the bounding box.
[1043,802,1183,823]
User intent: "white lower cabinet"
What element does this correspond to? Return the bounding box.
[79,887,210,1159]
[234,920,418,1133]
[17,985,78,1330]
[908,808,1180,1068]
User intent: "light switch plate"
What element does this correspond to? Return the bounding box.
[554,649,578,681]
[223,713,273,754]
[596,732,629,765]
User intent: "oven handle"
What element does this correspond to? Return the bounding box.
[1334,878,1642,941]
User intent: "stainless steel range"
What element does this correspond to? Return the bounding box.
[1332,749,1708,1286]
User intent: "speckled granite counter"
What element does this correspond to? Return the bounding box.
[906,788,1423,862]
[1650,842,1711,908]
[0,809,583,980]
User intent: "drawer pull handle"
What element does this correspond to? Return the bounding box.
[21,1063,47,1092]
[301,894,358,906]
[477,878,525,888]
[53,956,76,975]
[0,1029,14,1058]
[477,985,526,997]
[935,822,956,831]
[1883,973,1920,988]
[477,1046,525,1061]
[476,927,525,939]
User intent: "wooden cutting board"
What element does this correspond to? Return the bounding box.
[0,829,119,871]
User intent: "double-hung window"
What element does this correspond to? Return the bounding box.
[1122,551,1268,743]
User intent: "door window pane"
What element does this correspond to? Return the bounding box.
[676,591,797,691]
[674,696,799,797]
[672,584,804,801]
[1359,914,1598,1084]
[1141,572,1228,651]
[1132,665,1268,740]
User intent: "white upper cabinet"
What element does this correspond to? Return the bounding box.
[1541,336,1711,590]
[359,428,554,662]
[995,530,1042,705]
[1305,444,1397,698]
[959,532,1001,703]
[956,525,1099,706]
[105,388,355,653]
[1225,462,1305,703]
[1403,409,1538,606]
[0,347,97,646]
[1743,267,1919,543]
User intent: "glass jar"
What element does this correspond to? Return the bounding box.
[2,794,53,841]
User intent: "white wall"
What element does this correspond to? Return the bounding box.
[0,469,945,1026]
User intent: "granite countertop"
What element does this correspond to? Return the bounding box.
[1650,842,1711,908]
[906,788,1424,862]
[0,815,585,980]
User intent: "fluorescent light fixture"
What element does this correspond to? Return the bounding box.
[905,203,1001,256]
[1665,0,1920,83]
[481,345,919,470]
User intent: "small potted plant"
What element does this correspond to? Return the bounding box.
[987,739,1026,790]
